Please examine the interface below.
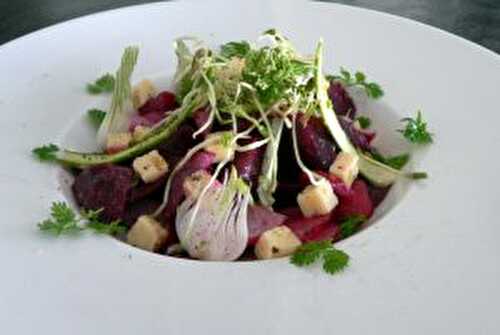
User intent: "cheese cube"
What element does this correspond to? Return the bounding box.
[132,150,168,183]
[297,178,338,217]
[204,132,234,162]
[329,152,359,188]
[255,226,302,259]
[183,170,213,200]
[127,215,168,252]
[132,79,156,109]
[132,125,151,142]
[106,132,132,154]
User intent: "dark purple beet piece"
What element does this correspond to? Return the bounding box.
[128,176,167,203]
[328,82,356,118]
[122,199,161,227]
[161,151,215,226]
[247,205,287,246]
[366,182,391,208]
[285,214,333,242]
[72,165,133,222]
[191,107,212,138]
[157,124,197,167]
[138,91,178,115]
[335,179,374,220]
[274,182,302,209]
[129,111,166,131]
[339,117,376,151]
[234,137,265,186]
[296,113,336,171]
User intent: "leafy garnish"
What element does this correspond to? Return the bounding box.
[339,215,366,239]
[86,73,115,94]
[370,150,410,170]
[290,241,350,275]
[332,67,384,99]
[220,41,251,58]
[37,202,83,236]
[399,111,433,144]
[32,144,59,161]
[38,202,126,236]
[356,116,371,129]
[87,109,106,127]
[408,172,428,179]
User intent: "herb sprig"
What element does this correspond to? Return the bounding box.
[87,108,107,127]
[32,144,59,162]
[399,111,433,144]
[370,150,410,170]
[291,241,349,275]
[339,215,367,239]
[332,67,384,99]
[86,73,115,94]
[38,202,126,236]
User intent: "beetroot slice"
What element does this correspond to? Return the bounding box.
[328,82,356,118]
[299,171,351,198]
[296,113,336,171]
[129,111,166,131]
[335,179,374,220]
[339,118,375,151]
[157,124,197,167]
[122,199,161,227]
[160,151,215,227]
[285,214,333,242]
[138,91,178,115]
[72,165,133,222]
[247,205,287,246]
[191,107,212,138]
[234,137,265,186]
[128,176,167,203]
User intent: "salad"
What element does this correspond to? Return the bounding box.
[34,30,432,274]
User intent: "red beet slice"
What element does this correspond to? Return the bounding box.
[339,117,375,151]
[129,111,166,131]
[138,90,177,115]
[328,82,356,118]
[157,124,197,167]
[335,179,374,220]
[128,176,167,203]
[285,214,333,242]
[191,107,212,138]
[299,171,351,198]
[122,199,161,227]
[296,113,336,171]
[72,165,133,222]
[234,137,265,186]
[247,205,287,246]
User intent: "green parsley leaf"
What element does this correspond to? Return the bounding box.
[356,116,371,129]
[87,109,106,127]
[322,249,350,275]
[220,41,251,59]
[399,111,433,144]
[81,208,127,235]
[370,150,410,170]
[86,73,115,94]
[32,144,59,161]
[290,241,350,276]
[332,67,384,99]
[339,215,367,239]
[37,202,83,236]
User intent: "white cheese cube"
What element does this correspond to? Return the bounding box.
[204,132,234,162]
[132,79,156,109]
[329,151,359,188]
[255,226,302,259]
[127,215,168,252]
[183,170,213,200]
[297,178,338,218]
[106,132,132,154]
[132,125,151,142]
[132,150,169,183]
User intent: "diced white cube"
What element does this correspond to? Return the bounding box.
[132,79,156,109]
[132,150,169,183]
[297,178,338,218]
[183,170,213,200]
[255,226,302,259]
[106,132,132,154]
[204,132,234,162]
[127,215,168,252]
[329,151,359,188]
[132,125,151,142]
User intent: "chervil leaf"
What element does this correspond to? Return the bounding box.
[290,240,330,266]
[399,111,433,144]
[339,215,367,239]
[322,249,349,275]
[87,108,106,127]
[365,82,383,99]
[32,144,59,161]
[332,68,384,99]
[37,202,83,236]
[356,116,371,129]
[220,41,251,59]
[86,73,115,94]
[290,240,350,276]
[81,208,126,235]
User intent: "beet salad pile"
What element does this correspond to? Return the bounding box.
[34,30,431,274]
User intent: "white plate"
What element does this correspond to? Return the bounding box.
[1,0,500,334]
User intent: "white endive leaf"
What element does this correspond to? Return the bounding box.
[97,46,139,148]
